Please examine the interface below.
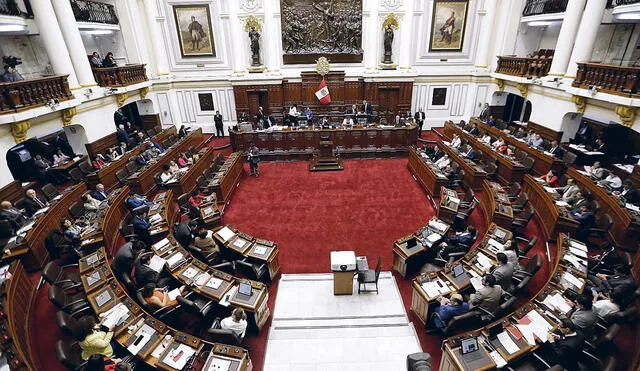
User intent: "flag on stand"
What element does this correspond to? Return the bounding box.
[315,78,331,105]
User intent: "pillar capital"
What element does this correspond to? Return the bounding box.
[62,107,77,126]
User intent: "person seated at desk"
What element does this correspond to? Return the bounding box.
[542,318,585,371]
[0,201,27,232]
[450,133,462,149]
[548,140,563,158]
[572,204,595,241]
[194,230,221,263]
[126,192,152,209]
[479,133,492,145]
[539,170,559,187]
[567,191,588,210]
[469,274,503,313]
[92,184,109,202]
[434,154,451,170]
[188,189,205,208]
[144,143,161,159]
[586,161,605,179]
[342,116,355,127]
[107,147,121,161]
[53,149,71,166]
[557,178,580,202]
[434,226,476,260]
[487,115,497,127]
[514,127,527,139]
[431,293,469,330]
[132,210,151,244]
[142,283,186,309]
[598,172,622,191]
[393,115,405,127]
[61,218,82,242]
[77,316,115,361]
[461,144,476,160]
[616,181,640,205]
[490,252,515,292]
[468,123,480,136]
[177,153,191,168]
[491,137,506,151]
[83,194,102,213]
[91,156,106,170]
[565,294,597,335]
[159,164,174,183]
[319,116,330,128]
[588,265,635,299]
[430,145,445,161]
[174,220,197,248]
[502,240,519,266]
[133,154,147,167]
[23,189,48,217]
[527,133,544,148]
[347,104,358,116]
[594,137,607,153]
[220,307,248,339]
[111,240,146,277]
[591,290,623,318]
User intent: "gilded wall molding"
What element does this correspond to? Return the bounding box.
[494,78,504,91]
[571,95,586,113]
[11,120,31,144]
[116,92,128,107]
[139,87,149,100]
[62,107,77,126]
[615,105,636,128]
[516,83,528,98]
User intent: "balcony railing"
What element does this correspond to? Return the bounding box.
[71,0,118,25]
[0,0,32,18]
[611,0,640,5]
[573,63,640,97]
[92,64,148,87]
[496,56,553,78]
[0,75,73,114]
[523,0,568,17]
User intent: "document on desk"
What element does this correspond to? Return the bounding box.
[426,233,441,245]
[470,276,484,291]
[216,226,235,242]
[162,343,196,369]
[429,220,448,233]
[497,331,520,354]
[182,267,199,280]
[487,238,504,251]
[149,255,167,273]
[564,254,587,273]
[206,358,232,371]
[568,240,587,251]
[167,288,182,301]
[561,271,584,291]
[17,221,35,236]
[151,335,173,358]
[554,201,569,207]
[100,303,129,329]
[436,279,451,295]
[86,271,101,286]
[219,286,237,307]
[154,238,171,251]
[127,324,155,355]
[516,324,536,346]
[206,277,223,290]
[167,252,185,267]
[568,247,587,258]
[33,207,49,217]
[95,290,113,308]
[626,203,640,212]
[476,252,493,270]
[542,293,572,314]
[420,281,440,298]
[489,351,507,368]
[526,310,552,342]
[543,186,558,193]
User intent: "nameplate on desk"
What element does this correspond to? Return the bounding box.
[216,226,235,242]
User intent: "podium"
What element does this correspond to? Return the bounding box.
[331,251,356,295]
[309,136,344,171]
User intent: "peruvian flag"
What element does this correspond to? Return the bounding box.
[315,79,331,105]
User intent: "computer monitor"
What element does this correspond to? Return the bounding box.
[461,337,479,354]
[488,322,503,340]
[238,282,253,297]
[494,228,507,242]
[452,264,464,278]
[406,237,417,248]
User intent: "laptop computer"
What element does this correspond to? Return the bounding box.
[493,228,507,242]
[238,282,253,297]
[460,337,484,362]
[406,237,417,249]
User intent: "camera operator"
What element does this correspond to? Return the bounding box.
[2,56,24,82]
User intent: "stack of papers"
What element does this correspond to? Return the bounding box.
[429,220,448,233]
[561,271,585,291]
[626,203,640,212]
[149,213,162,224]
[162,344,196,369]
[497,331,520,354]
[420,281,441,298]
[555,201,569,207]
[100,303,130,329]
[542,293,572,314]
[154,238,171,251]
[149,255,167,273]
[476,252,493,270]
[194,272,211,287]
[167,252,184,267]
[568,246,587,258]
[151,335,173,358]
[487,238,504,251]
[167,288,182,301]
[543,186,558,193]
[425,233,441,246]
[470,276,484,291]
[216,226,235,242]
[206,277,224,290]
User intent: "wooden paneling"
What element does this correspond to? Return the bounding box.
[522,175,579,240]
[4,261,36,370]
[101,186,129,256]
[139,114,161,131]
[0,181,35,204]
[85,132,119,159]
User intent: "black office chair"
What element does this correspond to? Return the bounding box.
[357,257,382,294]
[515,235,537,256]
[512,204,535,230]
[204,328,244,347]
[78,161,95,175]
[146,128,157,137]
[176,292,215,333]
[212,261,236,276]
[196,175,212,194]
[475,295,517,322]
[48,285,92,318]
[55,310,85,339]
[515,254,542,281]
[522,156,535,174]
[511,192,529,213]
[42,183,61,201]
[125,161,139,175]
[69,167,84,183]
[0,220,13,249]
[177,193,191,214]
[587,214,613,243]
[55,339,86,370]
[116,169,129,186]
[45,229,82,260]
[441,311,482,337]
[42,261,82,291]
[507,182,521,201]
[485,162,498,181]
[236,258,268,283]
[562,151,578,167]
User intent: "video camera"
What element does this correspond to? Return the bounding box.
[2,56,22,68]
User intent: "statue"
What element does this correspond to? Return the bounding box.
[383,24,394,64]
[249,26,261,66]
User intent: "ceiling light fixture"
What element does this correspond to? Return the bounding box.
[83,30,113,35]
[528,21,552,27]
[0,24,27,33]
[616,13,640,20]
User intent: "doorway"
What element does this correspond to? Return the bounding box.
[378,88,400,123]
[247,90,268,118]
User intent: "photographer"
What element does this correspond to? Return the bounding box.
[2,56,23,82]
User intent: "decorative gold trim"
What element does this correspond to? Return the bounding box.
[495,78,504,91]
[571,95,586,113]
[615,105,636,128]
[315,57,331,76]
[516,83,528,98]
[243,15,262,32]
[382,13,400,30]
[116,92,128,107]
[139,87,150,100]
[11,120,31,144]
[61,107,77,126]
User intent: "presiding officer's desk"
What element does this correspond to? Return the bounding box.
[392,217,451,278]
[567,167,640,250]
[127,128,204,194]
[438,141,488,191]
[408,146,450,198]
[230,124,418,160]
[444,122,526,184]
[471,118,565,176]
[522,175,579,240]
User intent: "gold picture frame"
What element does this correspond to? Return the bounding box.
[429,0,468,52]
[173,5,216,58]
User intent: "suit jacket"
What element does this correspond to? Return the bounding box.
[132,216,150,235]
[414,111,425,122]
[174,223,193,248]
[0,208,27,231]
[548,146,563,158]
[117,128,129,143]
[492,263,515,292]
[570,308,597,333]
[214,114,223,127]
[92,190,109,201]
[434,302,469,328]
[574,210,595,229]
[111,242,135,275]
[363,103,373,115]
[126,197,145,209]
[621,188,640,205]
[470,285,503,313]
[606,274,635,297]
[514,131,526,139]
[134,262,158,287]
[549,331,585,371]
[22,196,47,217]
[463,148,476,160]
[559,185,579,202]
[446,232,474,247]
[469,127,480,136]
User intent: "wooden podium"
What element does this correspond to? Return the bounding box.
[309,136,344,171]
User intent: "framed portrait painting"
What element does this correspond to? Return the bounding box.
[429,0,469,52]
[172,5,216,58]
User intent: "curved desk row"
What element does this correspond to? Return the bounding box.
[392,216,451,278]
[444,122,526,184]
[478,181,514,230]
[522,175,579,241]
[207,152,244,204]
[472,118,564,177]
[408,146,449,198]
[438,141,488,191]
[164,147,216,197]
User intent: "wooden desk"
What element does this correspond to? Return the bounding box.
[127,128,203,194]
[567,167,640,251]
[408,146,449,197]
[438,187,461,225]
[439,142,487,191]
[208,152,244,204]
[166,147,215,197]
[392,217,450,278]
[49,155,88,172]
[478,181,513,230]
[473,118,565,176]
[522,175,579,240]
[230,125,419,160]
[0,180,37,204]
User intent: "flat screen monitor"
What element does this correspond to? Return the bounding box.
[452,264,464,278]
[238,282,253,297]
[461,337,479,355]
[406,237,417,248]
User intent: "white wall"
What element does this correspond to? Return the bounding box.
[0,34,51,78]
[80,31,129,65]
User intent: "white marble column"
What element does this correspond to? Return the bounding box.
[474,0,498,68]
[399,0,414,68]
[142,0,170,76]
[30,0,79,88]
[263,1,278,71]
[114,0,149,65]
[51,0,97,87]
[365,0,379,69]
[547,0,587,76]
[565,0,607,78]
[228,1,246,73]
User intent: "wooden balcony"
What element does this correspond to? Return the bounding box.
[92,64,148,88]
[523,0,568,16]
[0,75,73,114]
[496,56,553,78]
[0,0,32,18]
[610,0,640,6]
[573,63,640,97]
[71,0,118,24]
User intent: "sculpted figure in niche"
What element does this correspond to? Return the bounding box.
[249,26,261,66]
[383,24,394,64]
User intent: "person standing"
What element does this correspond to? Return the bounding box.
[304,107,313,126]
[214,111,224,137]
[414,108,426,138]
[248,143,260,177]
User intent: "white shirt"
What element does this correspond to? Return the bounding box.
[593,299,619,317]
[220,317,247,338]
[451,137,462,148]
[435,156,450,169]
[160,172,173,183]
[342,118,354,126]
[601,175,622,189]
[289,107,298,116]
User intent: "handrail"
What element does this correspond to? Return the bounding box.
[572,62,640,97]
[91,64,148,87]
[0,74,73,114]
[522,0,568,17]
[71,0,118,24]
[496,56,553,78]
[0,0,32,18]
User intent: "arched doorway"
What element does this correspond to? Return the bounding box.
[490,92,532,123]
[114,99,161,133]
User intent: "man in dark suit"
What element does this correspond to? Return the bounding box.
[589,265,635,299]
[544,318,585,371]
[462,144,476,160]
[468,123,480,136]
[414,108,426,137]
[486,115,497,127]
[575,122,591,144]
[491,252,515,292]
[126,192,151,209]
[479,103,490,121]
[174,220,197,248]
[34,154,63,184]
[362,100,373,115]
[134,253,173,288]
[572,204,595,241]
[111,240,146,276]
[214,111,224,137]
[548,140,563,158]
[132,210,151,245]
[436,225,476,259]
[92,183,109,201]
[347,104,358,117]
[117,124,131,148]
[0,201,27,232]
[22,189,48,217]
[617,181,640,205]
[594,138,607,153]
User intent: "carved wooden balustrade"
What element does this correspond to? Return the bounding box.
[523,0,568,16]
[573,63,640,97]
[71,0,118,24]
[0,74,73,114]
[496,56,553,78]
[92,64,148,87]
[611,0,640,5]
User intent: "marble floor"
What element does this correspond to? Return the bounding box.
[263,272,423,371]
